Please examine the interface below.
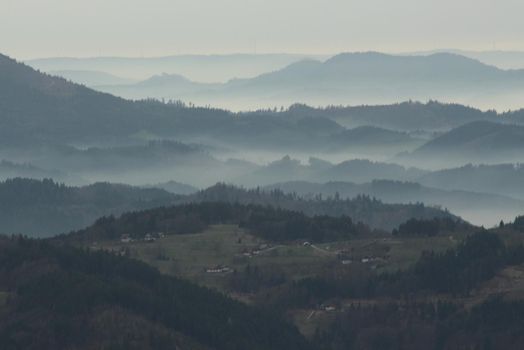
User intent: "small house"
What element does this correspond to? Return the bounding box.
[144,233,156,242]
[206,265,233,274]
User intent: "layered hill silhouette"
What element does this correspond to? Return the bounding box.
[0,54,424,153]
[94,52,524,111]
[284,102,501,132]
[0,178,179,236]
[2,51,524,230]
[0,179,458,236]
[2,52,523,154]
[49,69,136,86]
[233,157,428,186]
[27,53,320,83]
[418,163,524,200]
[404,121,524,167]
[264,180,524,227]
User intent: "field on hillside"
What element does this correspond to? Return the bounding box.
[97,225,336,290]
[94,224,466,291]
[86,224,524,341]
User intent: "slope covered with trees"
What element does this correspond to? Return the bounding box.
[406,121,524,166]
[2,53,523,154]
[186,183,458,231]
[0,236,310,350]
[0,178,179,237]
[68,202,374,243]
[0,179,457,237]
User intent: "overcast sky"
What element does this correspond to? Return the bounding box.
[1,0,523,59]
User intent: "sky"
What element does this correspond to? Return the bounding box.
[1,0,523,59]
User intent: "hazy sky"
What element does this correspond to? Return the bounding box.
[1,0,523,59]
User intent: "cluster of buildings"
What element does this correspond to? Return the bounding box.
[120,232,166,243]
[239,243,272,258]
[205,265,233,274]
[336,249,387,267]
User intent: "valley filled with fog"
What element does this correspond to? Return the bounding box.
[0,51,518,229]
[4,0,524,347]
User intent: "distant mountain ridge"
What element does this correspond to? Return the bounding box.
[49,69,136,86]
[3,52,524,152]
[27,53,323,82]
[241,52,521,85]
[91,52,524,111]
[411,49,524,70]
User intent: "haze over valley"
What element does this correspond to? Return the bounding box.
[2,1,524,348]
[28,52,524,111]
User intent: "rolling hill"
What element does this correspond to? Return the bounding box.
[49,69,136,86]
[0,179,459,237]
[264,180,524,227]
[92,52,524,111]
[0,53,241,147]
[184,183,458,231]
[405,121,524,167]
[3,52,523,155]
[283,101,500,132]
[27,53,320,82]
[418,163,524,200]
[0,178,179,237]
[234,157,428,187]
[0,236,309,350]
[0,53,428,155]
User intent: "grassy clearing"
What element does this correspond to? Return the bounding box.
[315,234,460,272]
[96,226,469,290]
[382,235,460,271]
[101,224,335,289]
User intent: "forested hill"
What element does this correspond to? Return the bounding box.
[0,179,457,237]
[0,178,179,237]
[0,53,231,145]
[0,236,310,350]
[185,183,458,231]
[282,101,500,131]
[67,201,374,243]
[2,53,524,151]
[410,121,524,163]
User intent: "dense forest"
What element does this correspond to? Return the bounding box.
[312,296,524,350]
[243,230,524,349]
[0,178,179,236]
[61,214,524,350]
[0,236,310,350]
[392,217,472,237]
[69,202,374,243]
[2,203,524,349]
[0,179,455,237]
[271,231,524,306]
[187,183,457,231]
